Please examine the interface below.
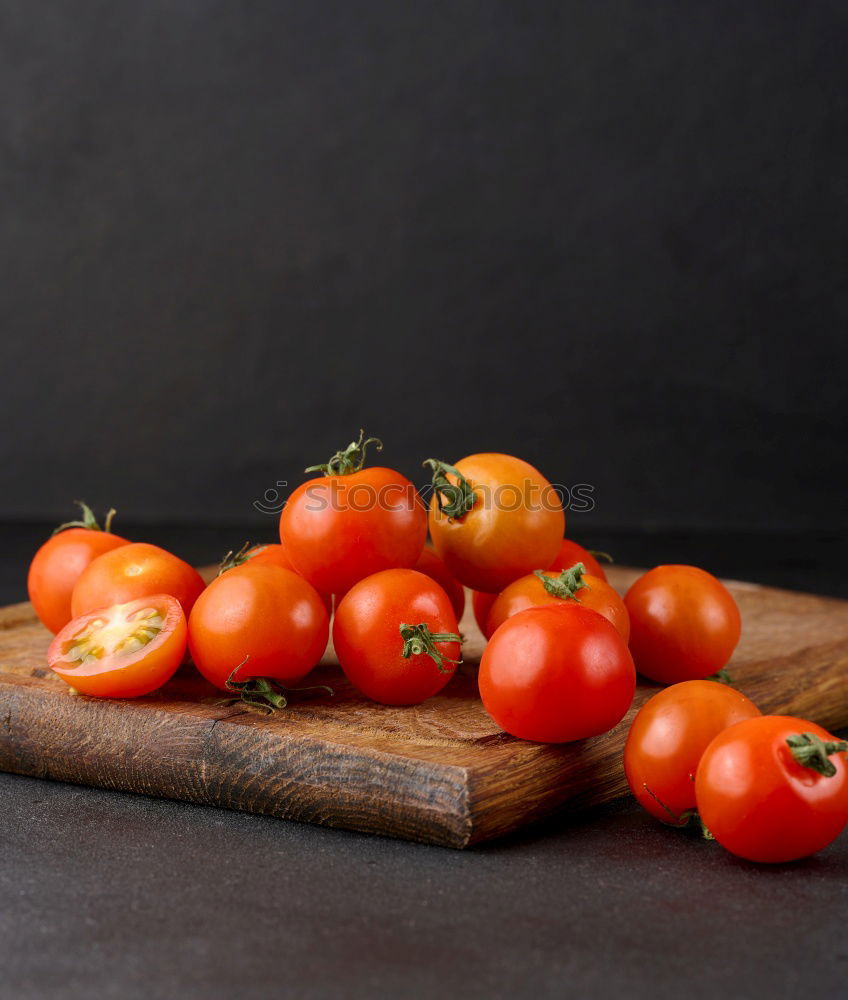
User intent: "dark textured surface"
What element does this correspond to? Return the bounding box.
[1,1,846,532]
[2,526,848,998]
[2,773,846,1000]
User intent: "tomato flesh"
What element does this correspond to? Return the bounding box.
[48,595,187,698]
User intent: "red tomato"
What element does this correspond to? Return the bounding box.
[280,432,427,596]
[188,564,329,691]
[624,680,761,825]
[696,716,848,863]
[550,539,609,581]
[220,542,332,614]
[333,569,461,706]
[624,565,741,684]
[47,594,186,698]
[426,453,564,593]
[472,590,498,638]
[71,543,206,619]
[27,503,130,634]
[486,563,630,641]
[414,547,466,621]
[479,604,636,743]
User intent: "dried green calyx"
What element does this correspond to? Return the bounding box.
[423,459,477,520]
[305,429,383,476]
[220,660,334,714]
[534,562,590,601]
[53,500,117,536]
[786,732,848,777]
[399,623,463,674]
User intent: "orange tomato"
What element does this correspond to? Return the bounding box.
[71,542,205,619]
[486,564,630,641]
[427,453,564,593]
[27,503,129,633]
[220,542,332,613]
[188,564,329,690]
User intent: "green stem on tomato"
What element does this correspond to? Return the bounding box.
[534,563,590,600]
[53,501,118,535]
[217,541,254,575]
[305,429,383,476]
[423,459,477,520]
[219,659,334,714]
[706,668,734,685]
[786,732,848,777]
[399,623,463,674]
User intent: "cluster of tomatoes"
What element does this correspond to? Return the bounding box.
[27,432,848,862]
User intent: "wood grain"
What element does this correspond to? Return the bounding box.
[1,567,847,848]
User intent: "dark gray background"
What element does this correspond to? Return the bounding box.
[1,1,846,532]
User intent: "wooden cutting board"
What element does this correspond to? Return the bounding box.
[1,567,847,848]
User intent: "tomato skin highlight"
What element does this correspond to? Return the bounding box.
[71,543,206,620]
[47,595,187,698]
[428,453,564,593]
[550,539,608,581]
[624,680,761,825]
[28,528,130,634]
[333,569,461,706]
[479,604,636,743]
[624,565,741,684]
[696,716,848,863]
[280,467,427,596]
[414,547,466,621]
[486,569,630,642]
[188,565,329,690]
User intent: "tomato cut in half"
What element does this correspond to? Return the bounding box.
[47,595,187,698]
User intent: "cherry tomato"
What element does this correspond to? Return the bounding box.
[550,539,609,581]
[696,716,848,863]
[47,594,186,698]
[472,590,497,637]
[624,565,741,684]
[333,569,461,706]
[414,547,466,621]
[27,503,129,634]
[219,542,332,613]
[426,453,564,593]
[71,542,206,619]
[479,604,636,743]
[188,564,329,691]
[280,432,427,596]
[486,563,630,641]
[624,680,761,825]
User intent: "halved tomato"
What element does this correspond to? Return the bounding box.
[47,594,187,698]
